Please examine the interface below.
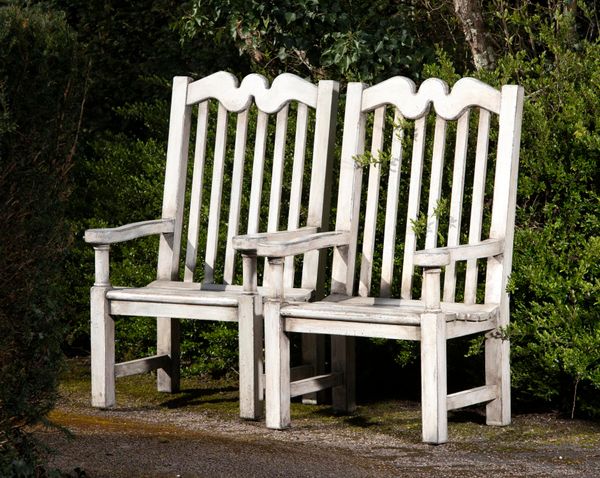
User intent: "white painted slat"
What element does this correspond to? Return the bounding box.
[264,107,289,285]
[359,106,385,297]
[204,103,228,284]
[247,111,269,235]
[443,110,470,302]
[267,106,289,233]
[380,109,404,297]
[425,116,447,250]
[401,116,427,299]
[284,103,309,288]
[464,109,490,304]
[223,110,249,285]
[184,101,209,282]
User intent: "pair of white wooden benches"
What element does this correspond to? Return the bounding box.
[84,71,523,444]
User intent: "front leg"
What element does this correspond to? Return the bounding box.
[264,258,291,429]
[90,245,116,408]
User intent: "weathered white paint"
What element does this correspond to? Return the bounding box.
[235,75,523,444]
[85,72,339,417]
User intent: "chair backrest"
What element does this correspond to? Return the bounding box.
[331,77,523,311]
[156,72,339,291]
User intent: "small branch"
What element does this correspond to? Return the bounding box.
[571,376,580,419]
[67,59,92,166]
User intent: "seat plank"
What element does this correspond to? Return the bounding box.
[281,295,499,323]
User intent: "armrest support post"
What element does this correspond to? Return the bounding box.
[267,258,285,300]
[422,267,441,311]
[242,254,258,294]
[94,245,111,287]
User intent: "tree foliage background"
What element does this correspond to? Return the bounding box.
[1,0,598,472]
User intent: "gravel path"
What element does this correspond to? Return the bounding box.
[37,404,600,477]
[35,361,600,477]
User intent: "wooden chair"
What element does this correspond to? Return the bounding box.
[84,72,339,419]
[234,76,524,443]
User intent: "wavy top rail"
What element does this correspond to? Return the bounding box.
[185,71,319,113]
[361,77,502,120]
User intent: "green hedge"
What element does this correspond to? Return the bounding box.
[0,4,86,474]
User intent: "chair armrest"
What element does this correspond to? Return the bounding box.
[413,238,505,267]
[233,229,351,258]
[234,226,318,247]
[84,218,175,245]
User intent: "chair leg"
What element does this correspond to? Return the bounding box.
[264,299,290,429]
[157,317,180,393]
[331,336,356,413]
[238,295,263,420]
[485,331,511,426]
[420,312,447,444]
[301,334,326,404]
[90,286,115,408]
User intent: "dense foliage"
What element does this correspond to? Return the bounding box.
[1,0,599,471]
[0,4,85,474]
[179,0,454,82]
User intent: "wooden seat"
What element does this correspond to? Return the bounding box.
[281,296,499,324]
[84,72,339,418]
[234,76,524,442]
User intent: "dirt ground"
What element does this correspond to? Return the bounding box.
[35,359,600,477]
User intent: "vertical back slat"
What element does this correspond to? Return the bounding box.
[358,106,386,297]
[380,109,404,297]
[264,106,289,285]
[203,103,228,284]
[400,116,427,299]
[424,116,447,250]
[267,106,290,232]
[284,103,309,288]
[247,111,269,235]
[223,110,249,285]
[184,101,209,282]
[464,109,490,303]
[443,110,470,302]
[301,80,339,294]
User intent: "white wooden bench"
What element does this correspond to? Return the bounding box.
[84,72,339,418]
[234,76,524,442]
